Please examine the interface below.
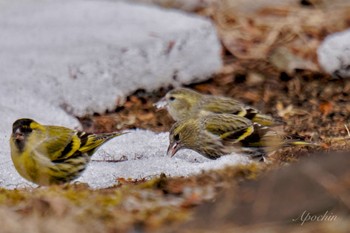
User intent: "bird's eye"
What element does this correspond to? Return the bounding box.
[21,126,32,134]
[174,134,180,141]
[169,96,176,101]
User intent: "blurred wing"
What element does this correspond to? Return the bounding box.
[201,97,247,116]
[202,97,278,126]
[204,114,254,143]
[240,124,272,147]
[41,126,81,162]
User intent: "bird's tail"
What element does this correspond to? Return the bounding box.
[240,124,315,161]
[281,139,317,147]
[79,131,128,155]
[251,113,284,127]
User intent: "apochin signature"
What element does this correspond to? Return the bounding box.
[293,210,338,225]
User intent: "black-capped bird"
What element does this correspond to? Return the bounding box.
[10,118,126,186]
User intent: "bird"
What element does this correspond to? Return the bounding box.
[156,88,279,126]
[167,113,306,161]
[10,118,126,186]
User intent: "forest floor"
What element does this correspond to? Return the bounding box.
[1,2,350,233]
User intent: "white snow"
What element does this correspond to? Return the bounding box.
[3,130,251,189]
[0,0,251,189]
[82,130,251,188]
[131,0,215,11]
[318,29,350,78]
[0,0,221,116]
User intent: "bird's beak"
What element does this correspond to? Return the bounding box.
[154,97,167,111]
[167,142,180,157]
[14,129,24,141]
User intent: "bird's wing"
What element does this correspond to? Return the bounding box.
[201,97,248,116]
[41,126,81,162]
[203,114,254,143]
[202,97,278,126]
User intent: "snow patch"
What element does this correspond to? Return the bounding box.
[0,0,245,189]
[318,29,350,78]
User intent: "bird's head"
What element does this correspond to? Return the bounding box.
[11,118,41,151]
[155,88,202,121]
[167,119,199,157]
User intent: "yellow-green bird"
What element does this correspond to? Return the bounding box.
[156,88,278,126]
[10,118,126,186]
[167,113,301,160]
